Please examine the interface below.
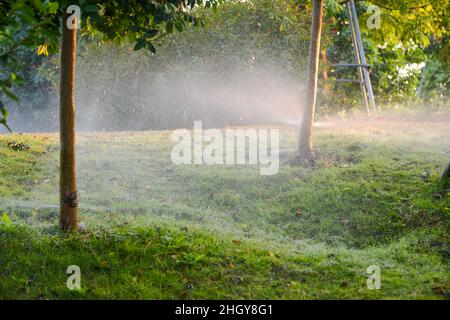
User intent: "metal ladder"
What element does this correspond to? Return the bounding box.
[333,0,376,114]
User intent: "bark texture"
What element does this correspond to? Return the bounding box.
[296,0,324,159]
[59,14,78,230]
[439,160,450,193]
[321,48,329,94]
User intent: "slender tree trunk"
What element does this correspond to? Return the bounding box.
[439,161,450,193]
[59,14,78,230]
[296,0,324,158]
[321,48,329,94]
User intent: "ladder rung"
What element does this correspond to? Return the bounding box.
[335,79,363,83]
[332,63,371,68]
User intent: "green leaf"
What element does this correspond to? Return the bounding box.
[0,213,13,228]
[166,21,174,33]
[48,2,59,14]
[30,0,46,13]
[84,4,98,13]
[147,42,156,54]
[1,88,18,102]
[134,39,145,51]
[0,101,9,118]
[145,29,159,39]
[0,118,12,133]
[175,20,184,32]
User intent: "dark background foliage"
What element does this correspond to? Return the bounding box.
[1,0,448,132]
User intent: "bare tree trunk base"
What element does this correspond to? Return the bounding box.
[295,0,323,160]
[438,160,450,194]
[290,151,316,167]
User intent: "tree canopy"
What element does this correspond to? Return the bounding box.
[0,0,222,130]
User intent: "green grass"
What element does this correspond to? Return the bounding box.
[0,115,449,299]
[0,222,448,299]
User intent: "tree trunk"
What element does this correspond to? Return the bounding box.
[59,14,78,230]
[439,161,450,193]
[321,48,329,94]
[296,0,324,158]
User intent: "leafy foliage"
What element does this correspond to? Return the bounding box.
[0,1,61,130]
[357,0,448,46]
[319,0,448,111]
[8,0,313,131]
[1,0,448,130]
[0,0,222,130]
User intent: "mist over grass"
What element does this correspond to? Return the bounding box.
[1,115,449,249]
[1,114,449,298]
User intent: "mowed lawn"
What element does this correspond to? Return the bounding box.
[0,113,449,299]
